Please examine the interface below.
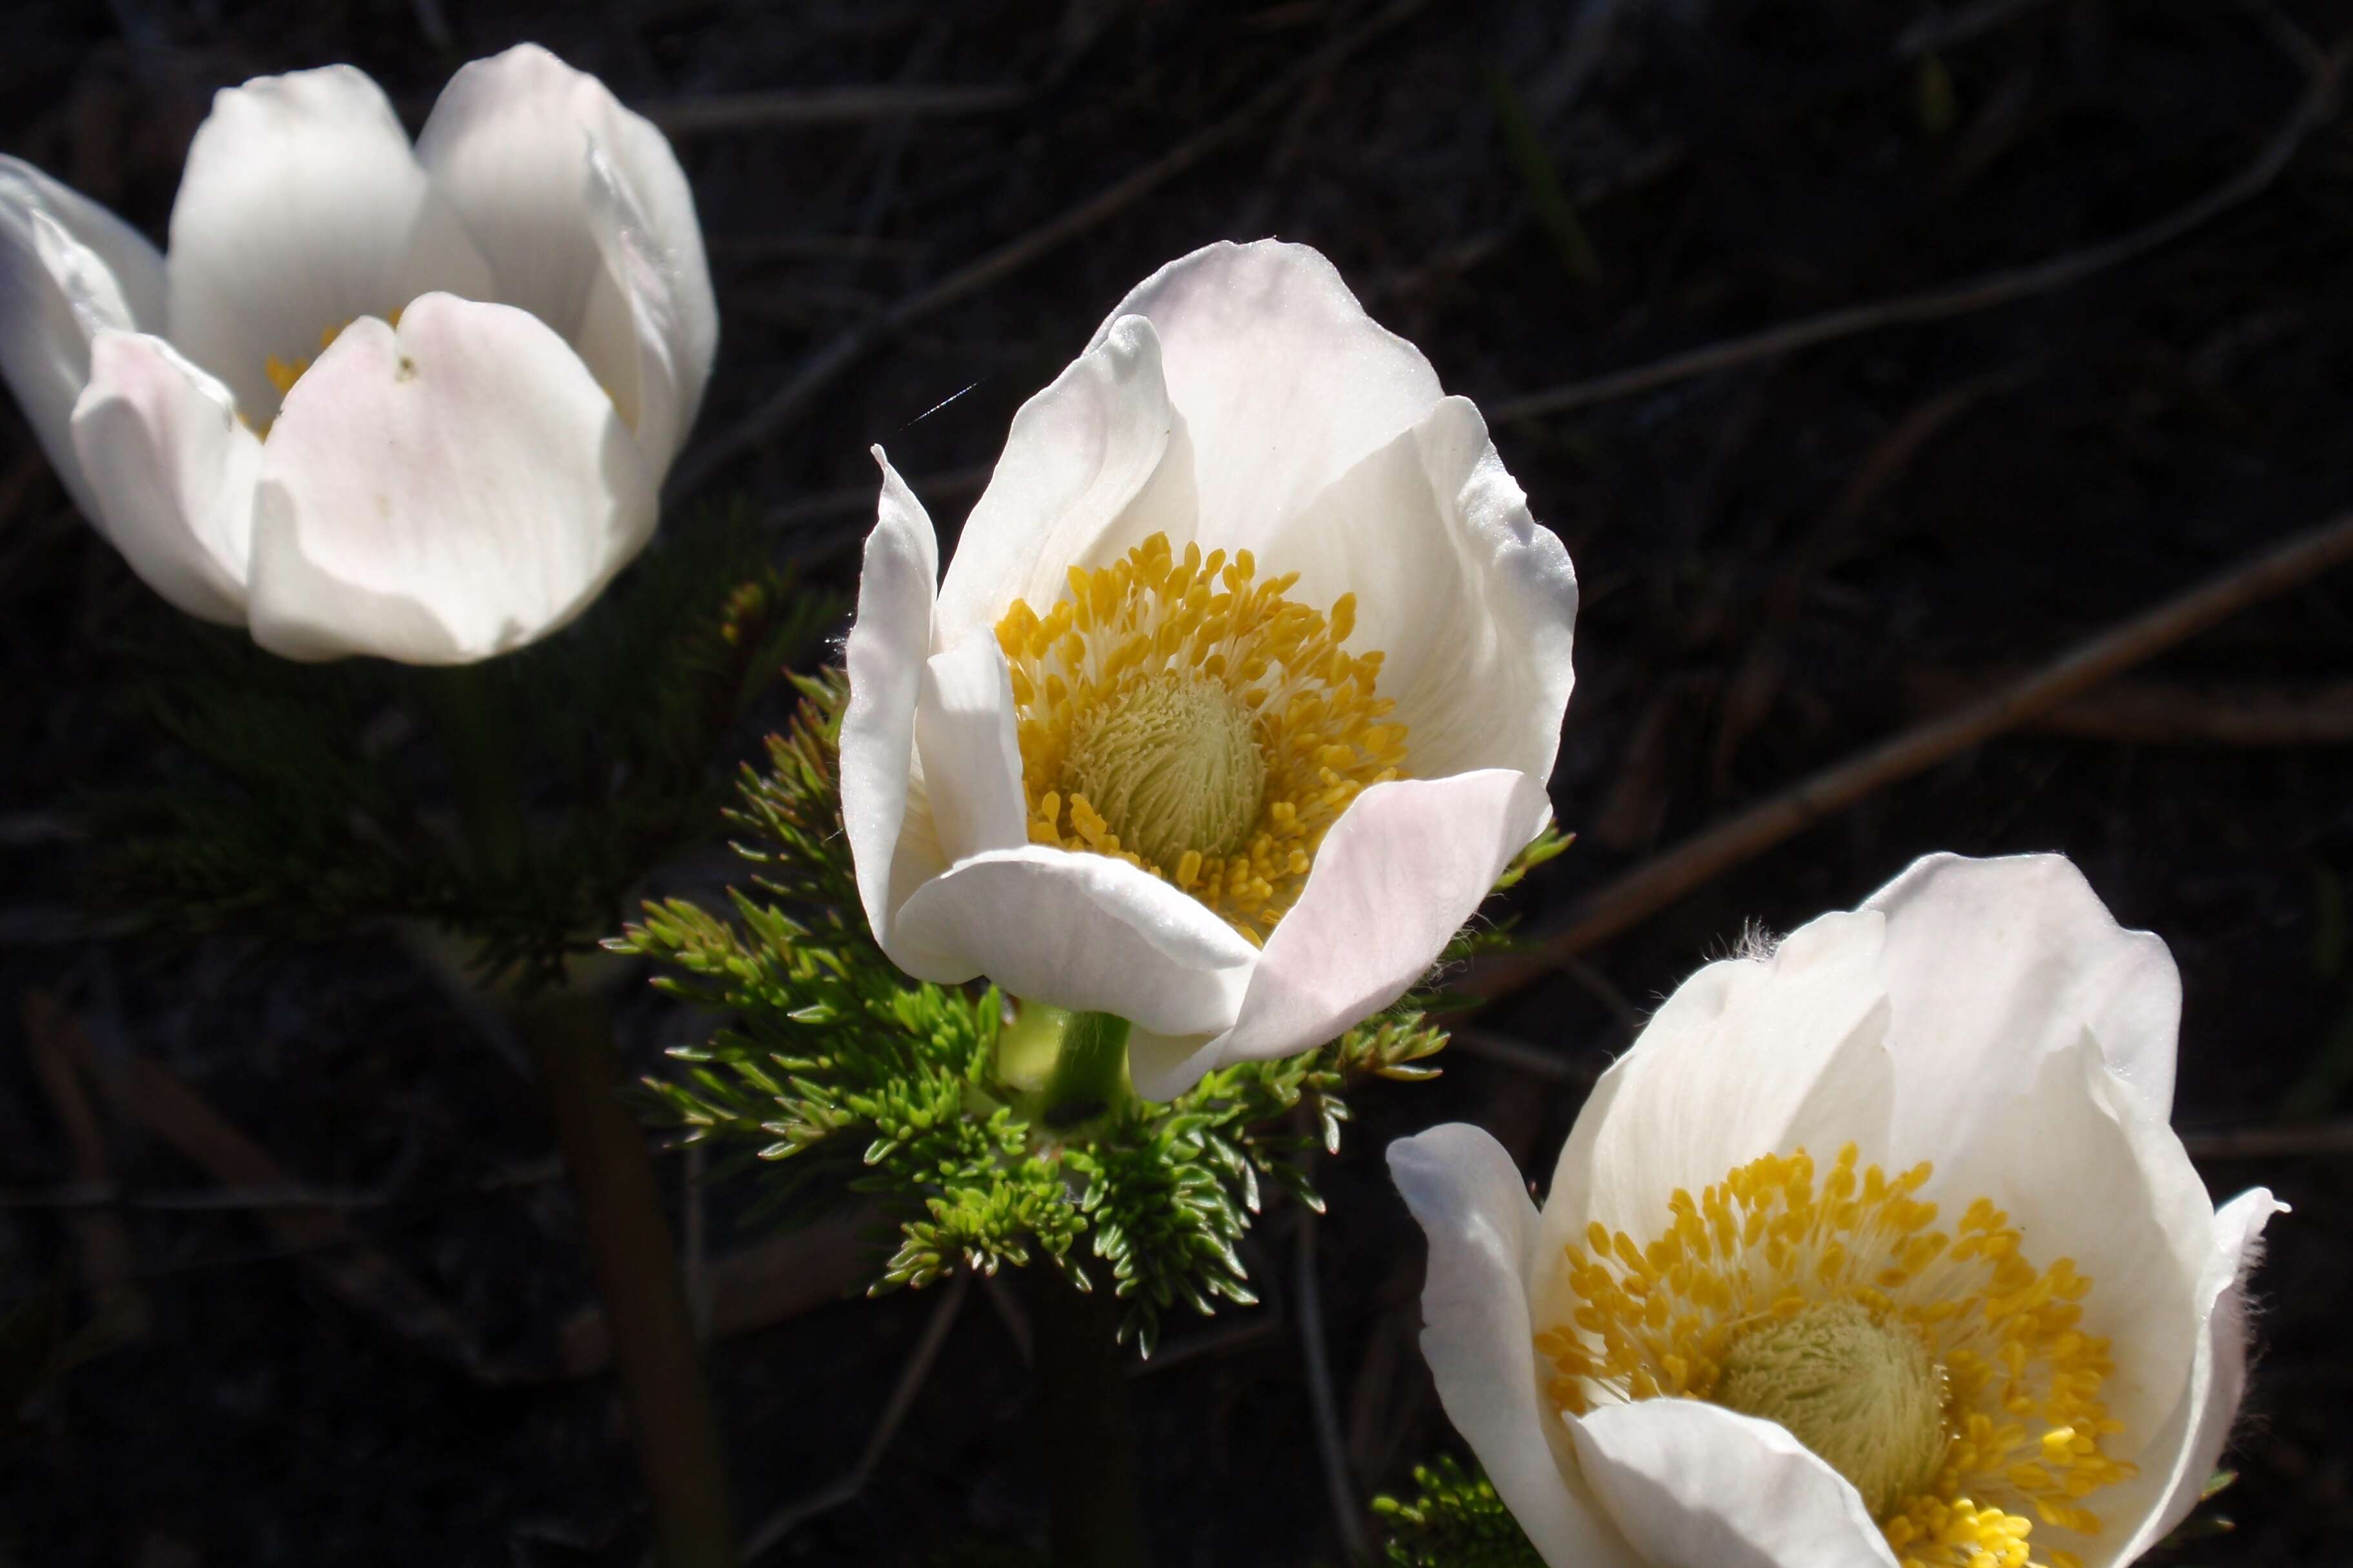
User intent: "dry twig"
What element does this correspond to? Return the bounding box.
[669,0,1438,497]
[1297,1209,1373,1562]
[19,994,147,1338]
[557,1208,869,1379]
[765,462,993,535]
[25,993,522,1381]
[0,1160,560,1212]
[1468,508,2353,1003]
[1894,0,2064,59]
[742,1275,969,1560]
[1712,367,2025,783]
[1446,1025,1602,1084]
[643,84,1024,137]
[1491,46,2343,423]
[2182,1120,2353,1159]
[1915,674,2353,747]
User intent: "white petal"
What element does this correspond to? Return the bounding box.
[1388,1125,1644,1568]
[841,450,947,960]
[416,43,716,467]
[167,65,494,420]
[916,631,1029,864]
[1569,1399,1899,1568]
[1921,1034,2219,1516]
[933,314,1186,648]
[1176,770,1550,1092]
[1866,852,2181,1134]
[0,157,163,330]
[1255,396,1578,781]
[574,142,692,468]
[1124,1026,1220,1103]
[244,293,654,663]
[888,846,1255,1035]
[1541,909,1899,1255]
[536,52,715,431]
[2102,1187,2281,1565]
[0,157,164,520]
[1091,240,1442,546]
[68,330,258,623]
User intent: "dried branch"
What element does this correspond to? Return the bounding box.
[1297,1210,1372,1562]
[764,462,993,535]
[1445,1026,1601,1084]
[643,84,1025,137]
[557,1208,871,1379]
[740,1276,969,1561]
[669,0,1439,498]
[25,993,524,1382]
[1915,674,2353,747]
[20,994,147,1338]
[1466,507,2353,1003]
[1894,0,2063,59]
[2182,1120,2353,1159]
[0,1160,560,1212]
[1490,46,2343,423]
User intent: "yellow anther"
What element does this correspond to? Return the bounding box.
[993,532,1403,938]
[1535,1144,2125,1568]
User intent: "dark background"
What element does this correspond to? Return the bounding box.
[3,1,2351,1563]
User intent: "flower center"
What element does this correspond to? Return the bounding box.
[1715,1300,1947,1518]
[996,532,1408,942]
[1533,1144,2132,1568]
[1062,672,1266,867]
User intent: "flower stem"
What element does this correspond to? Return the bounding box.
[514,989,738,1567]
[1031,1261,1151,1568]
[423,668,735,1565]
[998,1003,1135,1131]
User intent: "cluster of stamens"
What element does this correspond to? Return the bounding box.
[1534,1144,2132,1568]
[993,531,1406,941]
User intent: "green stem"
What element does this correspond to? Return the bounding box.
[998,1002,1134,1131]
[1041,1010,1132,1130]
[514,990,738,1568]
[1031,1262,1151,1568]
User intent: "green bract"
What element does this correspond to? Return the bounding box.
[1372,1457,1544,1568]
[84,510,828,984]
[623,672,1536,1351]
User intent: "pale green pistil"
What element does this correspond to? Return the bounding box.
[1061,673,1267,867]
[1714,1300,1949,1519]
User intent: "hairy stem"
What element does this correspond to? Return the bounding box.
[996,1001,1134,1132]
[1031,1261,1151,1568]
[1041,1010,1133,1129]
[514,972,738,1566]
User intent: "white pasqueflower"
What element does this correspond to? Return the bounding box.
[840,240,1577,1101]
[1391,853,2277,1568]
[0,43,714,663]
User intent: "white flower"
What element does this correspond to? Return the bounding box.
[0,44,715,663]
[1391,853,2277,1568]
[840,240,1577,1100]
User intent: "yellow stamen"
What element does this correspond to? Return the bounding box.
[995,532,1407,938]
[1533,1143,2132,1568]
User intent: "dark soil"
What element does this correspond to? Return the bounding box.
[3,1,2351,1563]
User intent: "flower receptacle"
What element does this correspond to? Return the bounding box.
[997,1000,1137,1135]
